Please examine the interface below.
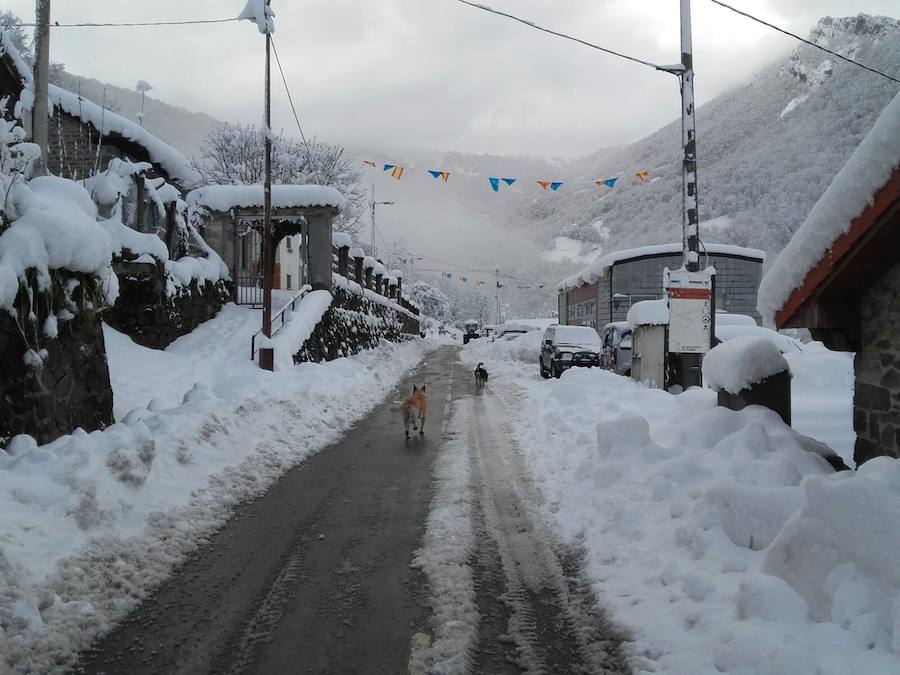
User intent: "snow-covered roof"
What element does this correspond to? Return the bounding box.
[186,184,345,212]
[559,242,766,292]
[627,299,669,326]
[47,85,201,188]
[758,90,900,325]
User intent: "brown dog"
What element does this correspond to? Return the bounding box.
[395,385,428,438]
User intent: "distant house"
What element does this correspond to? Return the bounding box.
[759,91,900,465]
[558,243,766,329]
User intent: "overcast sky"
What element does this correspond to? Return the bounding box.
[6,0,898,157]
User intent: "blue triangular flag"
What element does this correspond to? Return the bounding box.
[603,177,618,189]
[489,177,500,192]
[428,170,441,179]
[550,182,563,191]
[502,178,516,186]
[383,164,395,172]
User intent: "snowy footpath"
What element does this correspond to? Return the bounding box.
[449,333,900,674]
[0,300,427,673]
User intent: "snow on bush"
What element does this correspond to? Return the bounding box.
[703,335,790,395]
[461,350,900,673]
[0,307,427,671]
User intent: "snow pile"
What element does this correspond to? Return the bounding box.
[0,176,116,311]
[0,304,427,671]
[186,184,345,214]
[759,90,900,324]
[627,299,669,326]
[267,288,331,370]
[461,347,900,673]
[703,335,790,395]
[47,85,201,188]
[331,232,352,249]
[559,243,765,292]
[239,0,275,34]
[465,329,544,363]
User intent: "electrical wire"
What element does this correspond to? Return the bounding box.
[3,18,240,28]
[269,36,323,184]
[707,0,900,85]
[454,0,664,72]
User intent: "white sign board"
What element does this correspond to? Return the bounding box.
[665,268,714,354]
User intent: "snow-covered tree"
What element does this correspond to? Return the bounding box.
[0,10,67,83]
[190,123,366,237]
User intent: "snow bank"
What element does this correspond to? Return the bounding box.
[759,90,900,324]
[186,184,345,213]
[559,243,766,291]
[267,289,331,370]
[0,305,427,671]
[0,177,115,311]
[703,335,790,395]
[461,347,899,673]
[47,85,201,188]
[627,299,669,326]
[464,329,543,363]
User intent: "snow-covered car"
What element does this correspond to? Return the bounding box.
[493,322,533,342]
[463,319,481,345]
[714,324,803,354]
[600,321,633,375]
[539,325,602,378]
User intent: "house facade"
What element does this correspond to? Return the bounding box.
[558,243,766,329]
[759,91,900,465]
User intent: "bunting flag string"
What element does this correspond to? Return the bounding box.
[362,160,652,193]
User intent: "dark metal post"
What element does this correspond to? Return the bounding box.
[259,0,275,371]
[681,0,700,272]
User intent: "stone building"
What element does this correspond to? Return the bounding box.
[558,243,766,329]
[759,91,900,465]
[186,184,344,304]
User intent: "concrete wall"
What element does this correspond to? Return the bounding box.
[854,260,900,464]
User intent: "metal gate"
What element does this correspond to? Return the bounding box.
[234,225,264,307]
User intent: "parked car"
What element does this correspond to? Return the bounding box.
[539,325,602,378]
[463,320,481,345]
[493,322,532,342]
[600,321,633,375]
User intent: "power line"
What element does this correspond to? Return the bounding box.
[3,18,240,28]
[269,36,323,184]
[707,0,900,85]
[453,0,664,72]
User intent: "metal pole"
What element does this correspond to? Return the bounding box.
[681,0,700,272]
[32,0,50,175]
[371,182,377,258]
[259,0,275,371]
[495,266,501,325]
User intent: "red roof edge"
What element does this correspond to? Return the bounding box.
[775,166,900,329]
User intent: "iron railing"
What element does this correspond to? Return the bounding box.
[250,286,311,360]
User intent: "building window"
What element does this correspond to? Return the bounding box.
[286,237,293,252]
[286,274,292,290]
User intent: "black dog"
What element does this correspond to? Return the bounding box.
[474,362,489,387]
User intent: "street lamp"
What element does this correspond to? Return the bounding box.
[370,183,395,258]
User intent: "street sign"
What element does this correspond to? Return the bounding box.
[665,267,714,354]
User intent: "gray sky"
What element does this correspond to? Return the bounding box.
[7,0,899,157]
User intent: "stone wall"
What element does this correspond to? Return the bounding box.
[854,260,900,464]
[0,278,114,446]
[104,259,230,350]
[294,285,419,364]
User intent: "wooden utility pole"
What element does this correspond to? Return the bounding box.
[32,0,50,175]
[495,266,501,325]
[258,0,275,371]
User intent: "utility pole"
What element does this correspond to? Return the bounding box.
[494,266,501,325]
[680,0,700,272]
[259,0,275,371]
[32,0,50,175]
[370,183,377,258]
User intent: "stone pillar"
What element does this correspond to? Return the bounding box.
[374,273,384,296]
[337,246,349,277]
[364,266,373,290]
[396,277,402,299]
[307,212,333,292]
[354,255,364,286]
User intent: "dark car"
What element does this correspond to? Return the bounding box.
[463,320,481,345]
[600,321,633,376]
[539,325,602,379]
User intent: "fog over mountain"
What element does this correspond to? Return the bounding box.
[76,14,900,319]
